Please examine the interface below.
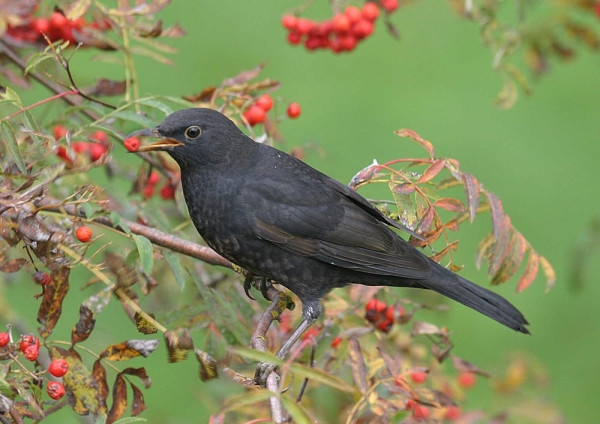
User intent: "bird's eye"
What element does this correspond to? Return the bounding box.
[185,126,202,139]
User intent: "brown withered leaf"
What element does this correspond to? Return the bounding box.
[415,206,435,234]
[462,172,480,223]
[0,258,27,273]
[395,129,435,158]
[106,373,127,424]
[183,86,216,103]
[491,232,527,286]
[393,183,416,194]
[71,304,95,344]
[52,346,103,416]
[37,267,70,339]
[517,250,539,292]
[434,198,465,213]
[222,63,265,87]
[418,160,445,184]
[486,192,505,241]
[411,321,442,337]
[100,339,159,361]
[92,360,109,414]
[348,338,368,395]
[88,79,127,97]
[161,22,186,38]
[475,232,494,270]
[489,216,513,277]
[451,354,491,377]
[430,241,459,264]
[134,311,158,334]
[165,329,194,363]
[130,383,146,416]
[138,19,163,37]
[539,255,556,292]
[122,367,151,389]
[376,346,402,377]
[196,349,218,381]
[105,252,137,289]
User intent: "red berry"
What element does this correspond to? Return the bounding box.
[339,34,357,51]
[32,18,50,34]
[0,333,9,347]
[287,103,301,119]
[47,381,65,400]
[20,335,39,352]
[56,146,73,163]
[315,21,333,37]
[332,14,350,33]
[255,94,274,112]
[596,2,600,18]
[49,12,69,30]
[305,36,321,51]
[415,405,429,420]
[331,337,342,348]
[385,306,394,321]
[24,345,39,361]
[53,125,67,140]
[281,15,297,30]
[345,6,362,24]
[302,327,320,341]
[444,406,461,421]
[75,226,92,243]
[458,372,477,389]
[362,3,380,21]
[296,18,315,35]
[124,136,140,152]
[376,319,393,332]
[33,271,50,286]
[143,184,155,198]
[48,359,69,377]
[365,299,378,312]
[88,143,106,161]
[91,130,108,145]
[410,371,427,384]
[159,184,176,200]
[243,105,267,126]
[352,19,374,39]
[148,171,161,186]
[72,142,90,154]
[381,0,400,12]
[287,31,302,45]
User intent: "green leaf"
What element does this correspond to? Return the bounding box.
[220,390,272,414]
[280,397,313,424]
[112,111,156,128]
[132,234,154,274]
[1,121,27,174]
[164,252,186,290]
[24,51,55,75]
[135,98,174,116]
[2,87,23,107]
[21,110,43,144]
[111,417,148,424]
[110,212,131,235]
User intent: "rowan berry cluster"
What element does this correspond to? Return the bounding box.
[0,333,68,400]
[364,298,403,332]
[243,94,302,126]
[282,1,399,53]
[143,171,178,200]
[54,125,109,165]
[5,11,110,45]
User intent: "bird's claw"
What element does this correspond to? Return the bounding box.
[243,274,255,300]
[254,361,280,387]
[256,278,273,301]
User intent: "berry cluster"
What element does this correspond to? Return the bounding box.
[5,11,109,46]
[0,333,69,400]
[143,171,178,200]
[242,94,302,127]
[54,126,109,165]
[282,1,399,53]
[365,298,403,332]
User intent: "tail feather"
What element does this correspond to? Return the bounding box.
[421,267,530,334]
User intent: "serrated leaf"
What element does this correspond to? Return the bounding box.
[37,267,70,339]
[489,216,513,277]
[517,251,539,292]
[132,234,153,274]
[418,160,445,184]
[415,206,435,234]
[113,111,156,128]
[0,258,28,273]
[21,110,43,143]
[491,232,527,285]
[463,173,479,223]
[1,121,27,174]
[134,98,174,116]
[165,329,194,363]
[100,340,159,361]
[2,87,22,107]
[93,359,109,414]
[486,192,505,240]
[476,232,494,270]
[434,198,465,213]
[164,252,186,291]
[71,304,96,344]
[24,51,55,75]
[395,129,434,157]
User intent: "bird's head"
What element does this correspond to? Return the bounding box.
[126,108,247,166]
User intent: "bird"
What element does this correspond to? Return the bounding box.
[127,107,529,358]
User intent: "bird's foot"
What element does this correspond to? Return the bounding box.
[243,273,256,300]
[254,361,280,387]
[243,275,274,302]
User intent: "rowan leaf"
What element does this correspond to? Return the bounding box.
[434,198,465,213]
[196,349,218,381]
[491,231,527,285]
[132,234,154,275]
[92,359,109,414]
[539,255,556,292]
[486,192,506,241]
[348,338,368,394]
[418,160,445,184]
[451,355,491,377]
[106,374,127,424]
[130,383,146,416]
[100,340,159,361]
[517,251,539,292]
[395,129,435,158]
[1,121,27,175]
[280,396,313,424]
[489,216,513,277]
[165,329,194,363]
[463,173,480,223]
[393,182,416,194]
[415,206,435,234]
[476,232,494,270]
[0,258,27,273]
[37,267,70,339]
[71,304,96,344]
[164,252,186,291]
[65,0,91,20]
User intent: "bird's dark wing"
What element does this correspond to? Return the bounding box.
[242,166,431,279]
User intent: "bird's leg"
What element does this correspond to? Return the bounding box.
[243,275,273,302]
[243,273,256,300]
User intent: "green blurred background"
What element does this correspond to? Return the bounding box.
[3,0,600,422]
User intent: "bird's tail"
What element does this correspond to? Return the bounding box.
[420,266,530,334]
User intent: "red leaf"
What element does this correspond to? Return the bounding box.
[489,216,513,277]
[393,182,416,194]
[476,232,494,270]
[395,129,435,157]
[491,231,527,285]
[486,192,505,240]
[430,241,459,263]
[517,251,539,292]
[463,173,480,223]
[539,256,556,292]
[415,206,435,234]
[434,198,465,213]
[418,160,445,184]
[349,160,380,189]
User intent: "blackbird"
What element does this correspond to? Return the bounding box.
[127,108,529,353]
